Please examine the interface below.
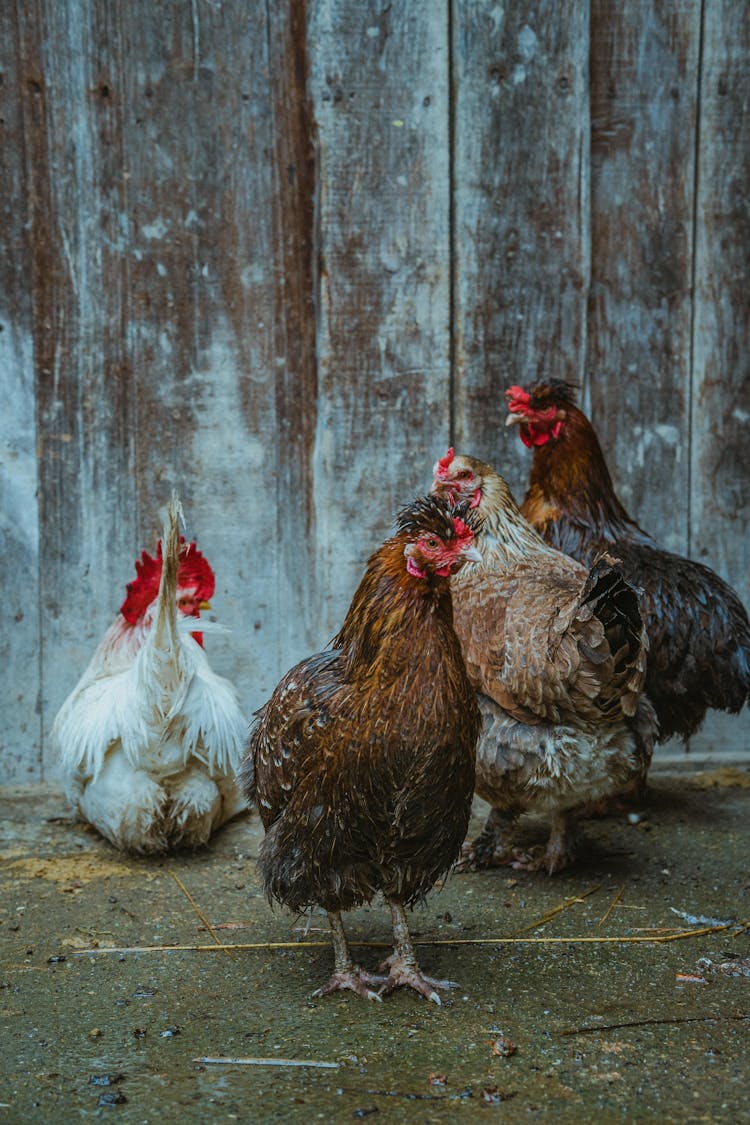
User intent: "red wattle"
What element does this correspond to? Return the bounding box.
[521,426,551,448]
[406,557,427,579]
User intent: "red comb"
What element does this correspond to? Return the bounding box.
[177,540,215,603]
[436,447,455,478]
[505,385,531,408]
[119,538,215,625]
[452,516,474,545]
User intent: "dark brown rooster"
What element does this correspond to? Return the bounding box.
[238,496,482,1003]
[506,381,750,742]
[432,451,656,873]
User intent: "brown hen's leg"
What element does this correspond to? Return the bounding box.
[459,807,519,870]
[312,912,385,1002]
[511,811,581,875]
[379,900,459,1005]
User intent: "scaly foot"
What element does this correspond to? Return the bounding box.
[458,833,519,871]
[510,846,575,875]
[377,955,458,1005]
[312,966,385,1002]
[510,812,581,875]
[458,807,520,870]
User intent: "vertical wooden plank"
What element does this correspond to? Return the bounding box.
[588,0,701,556]
[266,0,320,669]
[452,1,590,501]
[16,0,139,779]
[307,0,452,638]
[689,0,750,757]
[0,5,42,782]
[113,0,279,711]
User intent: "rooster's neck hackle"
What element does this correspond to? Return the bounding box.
[528,406,636,538]
[333,537,456,675]
[476,469,561,569]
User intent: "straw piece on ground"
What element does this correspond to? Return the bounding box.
[597,885,625,927]
[68,919,750,957]
[170,872,233,959]
[513,885,602,936]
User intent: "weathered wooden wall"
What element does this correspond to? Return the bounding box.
[1,0,748,784]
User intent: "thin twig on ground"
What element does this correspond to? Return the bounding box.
[169,873,233,959]
[597,886,625,927]
[513,885,602,936]
[557,1013,750,1037]
[69,918,750,958]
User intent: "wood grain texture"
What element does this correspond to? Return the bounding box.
[452,0,590,501]
[588,0,701,556]
[111,0,280,713]
[308,0,452,640]
[0,2,42,781]
[266,0,320,667]
[688,0,750,756]
[16,0,140,778]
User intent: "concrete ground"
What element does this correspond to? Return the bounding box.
[1,766,749,1124]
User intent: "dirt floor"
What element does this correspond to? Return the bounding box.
[1,766,749,1124]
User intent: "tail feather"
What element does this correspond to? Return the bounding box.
[140,493,187,704]
[580,554,648,717]
[236,745,256,804]
[152,493,183,652]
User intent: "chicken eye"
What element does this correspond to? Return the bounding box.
[457,470,472,480]
[425,537,439,549]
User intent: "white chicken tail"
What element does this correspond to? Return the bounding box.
[152,493,183,653]
[138,493,188,712]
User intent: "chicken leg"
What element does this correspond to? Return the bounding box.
[312,912,384,1002]
[378,900,458,1005]
[511,810,582,875]
[459,806,519,869]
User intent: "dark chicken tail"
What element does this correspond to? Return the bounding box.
[236,731,258,805]
[579,554,648,718]
[236,756,256,803]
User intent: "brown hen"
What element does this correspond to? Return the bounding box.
[506,381,750,743]
[432,451,656,873]
[238,495,481,1003]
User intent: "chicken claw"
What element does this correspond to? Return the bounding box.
[313,911,386,1002]
[312,967,385,1002]
[458,807,519,870]
[380,900,459,1004]
[377,957,458,1005]
[510,848,574,876]
[510,813,581,875]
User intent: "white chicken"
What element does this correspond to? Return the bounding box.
[53,496,249,853]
